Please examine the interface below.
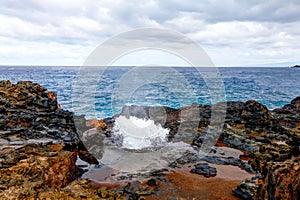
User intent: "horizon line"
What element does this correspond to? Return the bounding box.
[0,64,294,68]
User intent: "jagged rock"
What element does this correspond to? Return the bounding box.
[1,79,300,199]
[200,156,255,173]
[0,80,98,164]
[256,157,300,199]
[218,124,260,152]
[123,181,153,199]
[37,180,102,199]
[225,101,245,125]
[190,163,217,177]
[95,185,125,199]
[0,143,76,198]
[233,176,260,200]
[0,142,123,199]
[241,100,271,128]
[272,96,300,130]
[282,96,300,113]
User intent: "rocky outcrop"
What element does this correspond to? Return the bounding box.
[1,79,299,199]
[0,80,97,164]
[257,157,299,199]
[233,176,261,199]
[104,98,299,199]
[0,142,123,200]
[241,97,300,200]
[0,143,77,199]
[241,100,271,128]
[0,80,76,146]
[0,80,105,199]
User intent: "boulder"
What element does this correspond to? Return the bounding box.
[233,176,260,200]
[241,100,271,128]
[190,163,217,177]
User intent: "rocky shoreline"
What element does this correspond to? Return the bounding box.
[0,80,299,199]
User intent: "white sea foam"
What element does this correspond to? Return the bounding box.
[112,115,169,150]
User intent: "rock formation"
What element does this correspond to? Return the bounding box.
[0,80,113,199]
[0,80,299,199]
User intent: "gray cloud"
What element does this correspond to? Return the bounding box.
[158,0,300,23]
[0,0,299,66]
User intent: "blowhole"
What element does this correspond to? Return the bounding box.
[112,115,169,151]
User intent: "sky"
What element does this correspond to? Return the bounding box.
[0,0,300,67]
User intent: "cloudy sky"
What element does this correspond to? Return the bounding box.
[0,0,300,66]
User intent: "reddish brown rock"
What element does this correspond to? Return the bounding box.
[87,118,107,130]
[257,157,300,199]
[0,143,76,198]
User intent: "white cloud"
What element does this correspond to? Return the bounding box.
[0,0,299,66]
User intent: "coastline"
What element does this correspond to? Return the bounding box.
[0,80,299,199]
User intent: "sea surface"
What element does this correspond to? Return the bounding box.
[1,66,299,119]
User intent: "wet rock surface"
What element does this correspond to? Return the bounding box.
[1,80,299,199]
[99,96,299,199]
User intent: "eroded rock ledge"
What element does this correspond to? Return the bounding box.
[0,81,115,199]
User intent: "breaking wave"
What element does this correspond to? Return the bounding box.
[112,116,169,150]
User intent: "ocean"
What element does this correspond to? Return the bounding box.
[1,66,299,119]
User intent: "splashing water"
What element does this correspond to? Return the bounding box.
[112,116,169,150]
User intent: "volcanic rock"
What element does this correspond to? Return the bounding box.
[241,100,271,128]
[190,163,217,177]
[255,157,300,199]
[0,143,76,198]
[123,181,153,199]
[0,80,104,199]
[1,79,300,199]
[0,80,98,164]
[233,176,260,199]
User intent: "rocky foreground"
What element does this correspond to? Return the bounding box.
[0,80,299,199]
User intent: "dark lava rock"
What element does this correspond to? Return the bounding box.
[201,155,255,173]
[170,151,199,167]
[225,101,245,125]
[241,100,271,128]
[147,178,157,186]
[190,163,217,177]
[0,80,98,164]
[288,96,300,110]
[233,176,260,200]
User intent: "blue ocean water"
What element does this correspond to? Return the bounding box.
[0,66,299,119]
